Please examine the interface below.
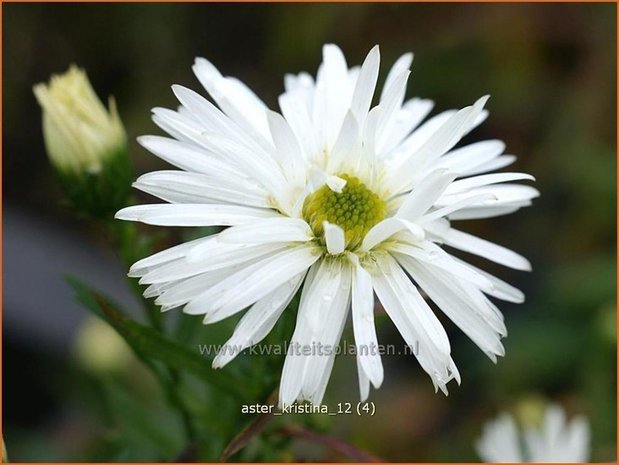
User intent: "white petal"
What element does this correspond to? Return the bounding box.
[323,221,346,255]
[115,204,279,227]
[476,413,524,462]
[411,96,489,167]
[392,109,456,160]
[192,245,320,322]
[564,416,591,462]
[301,263,352,403]
[133,170,269,208]
[197,133,288,199]
[464,155,517,176]
[361,217,425,252]
[397,255,506,359]
[396,169,458,221]
[279,90,319,159]
[142,242,286,284]
[378,98,434,156]
[137,135,240,177]
[418,193,497,224]
[380,52,413,102]
[371,254,455,390]
[313,45,352,148]
[307,350,338,406]
[321,44,348,83]
[356,355,371,402]
[327,111,360,173]
[523,405,583,462]
[350,45,380,124]
[352,263,383,388]
[376,70,410,147]
[266,110,306,188]
[299,259,343,333]
[154,262,256,308]
[388,95,490,194]
[388,241,493,292]
[450,256,525,303]
[284,71,314,93]
[192,58,271,142]
[360,105,383,169]
[152,107,228,152]
[128,235,213,276]
[212,273,305,368]
[437,184,540,208]
[217,217,313,245]
[442,228,532,271]
[443,172,535,195]
[171,84,260,151]
[448,204,526,220]
[279,264,321,407]
[433,139,505,175]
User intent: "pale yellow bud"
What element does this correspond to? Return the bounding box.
[33,65,126,175]
[33,65,132,217]
[74,315,132,375]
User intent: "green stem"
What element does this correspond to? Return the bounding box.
[109,219,162,327]
[104,218,196,443]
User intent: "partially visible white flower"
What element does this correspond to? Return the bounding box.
[34,65,126,175]
[34,65,132,216]
[116,44,538,406]
[476,404,591,462]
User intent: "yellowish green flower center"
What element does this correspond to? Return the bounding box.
[303,174,386,249]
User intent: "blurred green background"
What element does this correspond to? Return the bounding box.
[3,2,616,462]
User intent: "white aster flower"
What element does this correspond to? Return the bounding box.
[116,44,538,406]
[476,404,591,462]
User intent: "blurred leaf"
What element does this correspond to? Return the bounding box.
[102,379,182,460]
[66,275,257,400]
[545,255,616,313]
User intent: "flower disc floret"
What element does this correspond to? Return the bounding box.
[303,174,386,249]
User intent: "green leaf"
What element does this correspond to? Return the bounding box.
[66,275,257,401]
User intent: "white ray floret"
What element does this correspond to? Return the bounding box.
[116,44,537,406]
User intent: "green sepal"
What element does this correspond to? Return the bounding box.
[56,146,133,220]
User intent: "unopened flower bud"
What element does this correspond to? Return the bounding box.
[74,316,132,375]
[34,65,132,218]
